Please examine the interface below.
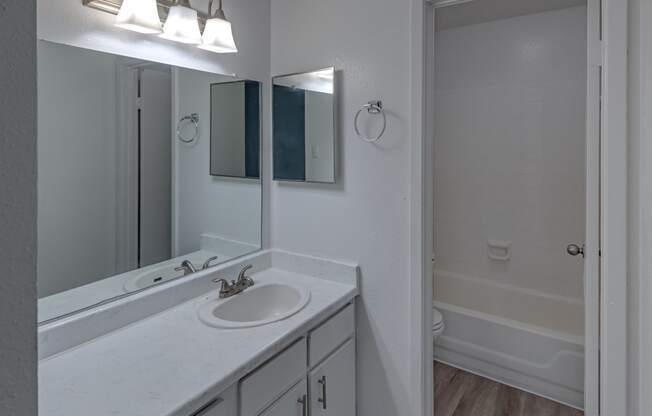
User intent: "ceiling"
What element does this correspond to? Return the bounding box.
[435,0,587,31]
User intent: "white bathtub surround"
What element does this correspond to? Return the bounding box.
[435,270,584,337]
[434,301,584,408]
[434,266,585,407]
[38,250,358,415]
[434,5,587,302]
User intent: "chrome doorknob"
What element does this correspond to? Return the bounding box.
[567,244,584,257]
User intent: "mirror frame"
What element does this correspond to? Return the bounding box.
[272,67,337,184]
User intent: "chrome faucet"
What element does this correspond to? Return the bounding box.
[202,256,219,270]
[175,260,197,276]
[212,264,255,299]
[236,264,254,287]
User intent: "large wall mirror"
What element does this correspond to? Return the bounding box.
[37,41,262,323]
[273,68,336,183]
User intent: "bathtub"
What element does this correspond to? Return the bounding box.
[434,271,584,409]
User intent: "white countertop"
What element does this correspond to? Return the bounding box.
[39,267,357,416]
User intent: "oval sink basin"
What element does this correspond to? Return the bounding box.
[197,283,311,329]
[123,265,185,293]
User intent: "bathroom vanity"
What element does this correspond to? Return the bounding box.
[36,30,351,416]
[38,250,358,416]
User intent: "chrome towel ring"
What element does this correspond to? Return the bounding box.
[177,113,200,144]
[354,100,386,143]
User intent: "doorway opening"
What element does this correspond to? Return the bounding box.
[116,61,173,273]
[427,0,600,414]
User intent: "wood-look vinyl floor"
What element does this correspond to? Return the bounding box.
[434,362,583,416]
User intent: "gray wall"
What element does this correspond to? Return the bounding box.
[0,0,38,415]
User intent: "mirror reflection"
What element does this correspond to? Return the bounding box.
[210,81,260,179]
[273,68,336,183]
[37,41,262,322]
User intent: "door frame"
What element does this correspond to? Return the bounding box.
[115,59,142,273]
[584,0,601,413]
[409,0,629,415]
[598,0,628,414]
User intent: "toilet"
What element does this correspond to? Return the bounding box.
[433,307,445,342]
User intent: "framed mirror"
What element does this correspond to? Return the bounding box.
[37,41,263,323]
[273,67,336,183]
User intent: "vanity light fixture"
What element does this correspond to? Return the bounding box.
[85,0,239,53]
[199,0,238,53]
[160,0,202,44]
[114,0,162,34]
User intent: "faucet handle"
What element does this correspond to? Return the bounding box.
[202,256,219,270]
[212,277,232,295]
[236,264,254,286]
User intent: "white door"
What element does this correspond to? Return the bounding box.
[258,379,308,416]
[309,339,356,416]
[139,67,172,267]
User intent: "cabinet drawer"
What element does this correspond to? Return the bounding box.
[191,384,237,416]
[240,338,307,416]
[309,304,354,367]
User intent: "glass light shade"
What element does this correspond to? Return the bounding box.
[115,0,162,34]
[199,17,238,53]
[160,5,202,44]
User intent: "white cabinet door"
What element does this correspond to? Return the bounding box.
[309,339,356,416]
[240,338,307,416]
[258,379,308,416]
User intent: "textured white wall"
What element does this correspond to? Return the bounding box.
[0,0,38,414]
[434,7,587,306]
[175,69,262,254]
[37,42,120,297]
[270,0,412,414]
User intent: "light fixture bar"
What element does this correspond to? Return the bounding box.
[82,0,207,31]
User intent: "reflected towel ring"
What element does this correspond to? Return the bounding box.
[177,113,200,144]
[354,100,386,143]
